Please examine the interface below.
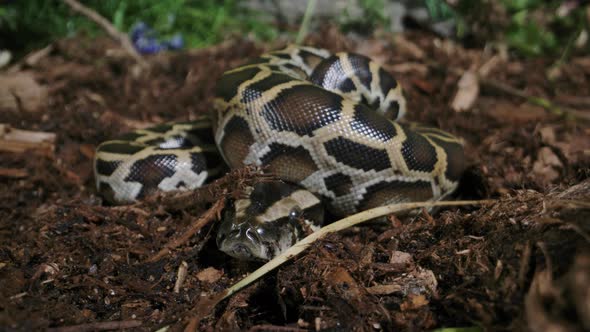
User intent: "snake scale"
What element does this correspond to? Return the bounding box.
[94,45,466,261]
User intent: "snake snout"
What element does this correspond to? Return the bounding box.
[217,226,267,260]
[228,243,255,259]
[228,228,261,245]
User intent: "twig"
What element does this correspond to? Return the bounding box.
[154,166,272,210]
[46,320,142,332]
[0,168,28,178]
[184,199,493,328]
[174,261,189,293]
[0,124,55,156]
[428,60,590,121]
[480,77,590,120]
[7,44,54,73]
[145,198,225,263]
[221,199,492,300]
[296,0,317,44]
[61,0,148,69]
[249,325,308,332]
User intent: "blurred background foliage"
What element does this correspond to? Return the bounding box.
[0,0,279,52]
[0,0,588,58]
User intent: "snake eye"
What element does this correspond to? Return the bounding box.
[289,206,302,221]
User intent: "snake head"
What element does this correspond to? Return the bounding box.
[216,181,324,261]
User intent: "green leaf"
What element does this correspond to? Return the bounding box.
[506,21,557,56]
[502,0,540,11]
[113,1,127,31]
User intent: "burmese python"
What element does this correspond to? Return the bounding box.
[94,45,465,261]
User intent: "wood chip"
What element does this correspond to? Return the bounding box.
[389,250,414,268]
[451,70,479,112]
[481,99,549,124]
[196,267,223,284]
[0,124,56,156]
[0,72,47,112]
[388,62,428,75]
[400,294,429,311]
[174,261,189,293]
[366,283,402,295]
[0,168,28,178]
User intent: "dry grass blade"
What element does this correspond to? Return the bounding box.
[61,0,148,69]
[183,199,493,330]
[222,199,493,300]
[146,198,225,263]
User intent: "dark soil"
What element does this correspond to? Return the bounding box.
[1,27,589,331]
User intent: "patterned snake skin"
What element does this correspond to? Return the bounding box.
[94,45,466,260]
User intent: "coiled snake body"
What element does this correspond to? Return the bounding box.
[94,45,465,260]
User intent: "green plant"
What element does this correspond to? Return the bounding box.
[339,0,389,34]
[0,0,278,53]
[434,0,589,57]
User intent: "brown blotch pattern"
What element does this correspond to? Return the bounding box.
[358,180,433,211]
[400,126,437,173]
[260,143,319,183]
[324,137,391,172]
[261,85,342,136]
[220,116,255,168]
[350,104,397,142]
[125,154,178,198]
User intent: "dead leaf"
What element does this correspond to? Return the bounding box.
[532,147,563,183]
[325,266,364,299]
[481,99,549,124]
[539,126,557,145]
[452,70,479,112]
[196,267,223,284]
[354,39,388,64]
[393,35,425,59]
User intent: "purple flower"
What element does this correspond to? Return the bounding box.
[164,34,184,50]
[130,22,150,43]
[134,36,163,54]
[129,22,184,54]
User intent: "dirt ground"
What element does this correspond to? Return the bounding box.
[1,26,589,331]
